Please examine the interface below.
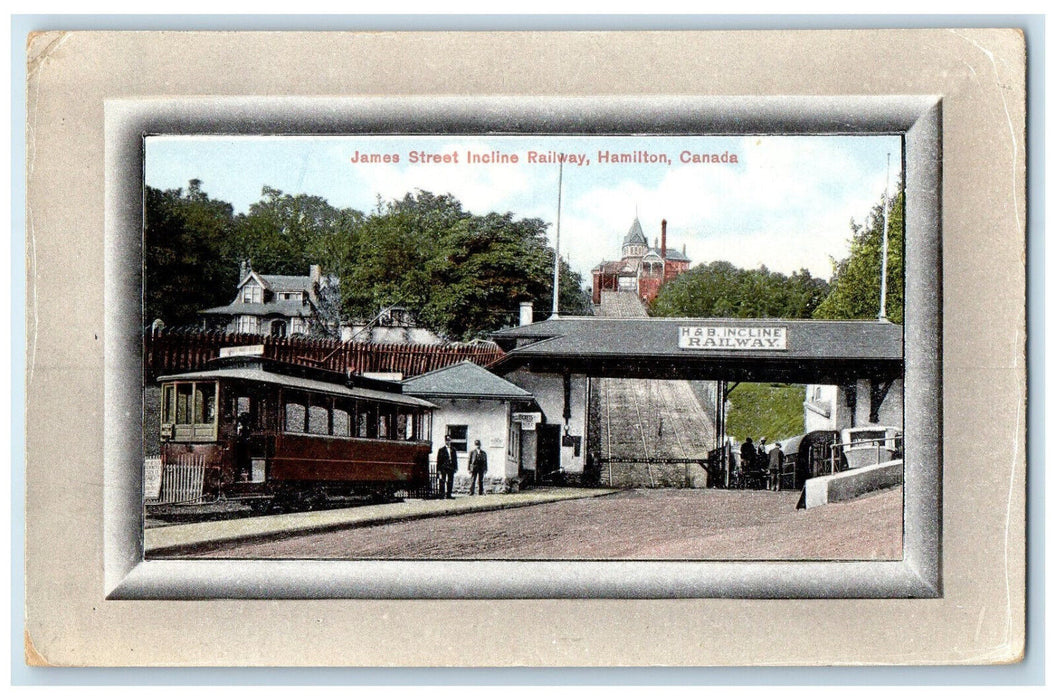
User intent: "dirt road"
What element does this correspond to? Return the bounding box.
[185,486,903,561]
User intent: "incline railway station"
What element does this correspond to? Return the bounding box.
[144,291,906,559]
[491,291,903,492]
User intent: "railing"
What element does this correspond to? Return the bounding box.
[828,436,904,474]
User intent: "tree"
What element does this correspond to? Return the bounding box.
[648,260,829,320]
[330,190,592,340]
[143,181,237,327]
[813,187,905,324]
[230,186,359,277]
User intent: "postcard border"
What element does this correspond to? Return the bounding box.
[104,95,941,600]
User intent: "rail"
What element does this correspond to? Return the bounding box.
[827,436,904,474]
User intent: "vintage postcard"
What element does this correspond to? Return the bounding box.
[23,29,1025,667]
[141,132,908,563]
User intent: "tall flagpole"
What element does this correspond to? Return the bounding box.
[551,161,563,319]
[878,153,891,321]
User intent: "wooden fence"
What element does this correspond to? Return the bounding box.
[144,329,506,382]
[145,453,207,506]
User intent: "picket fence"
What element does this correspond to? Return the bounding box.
[144,454,206,505]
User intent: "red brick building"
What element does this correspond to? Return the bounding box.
[591,217,691,305]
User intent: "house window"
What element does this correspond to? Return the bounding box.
[235,316,258,334]
[241,283,262,304]
[270,320,287,337]
[446,425,468,453]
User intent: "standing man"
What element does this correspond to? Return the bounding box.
[739,436,755,489]
[436,436,458,499]
[768,441,785,491]
[468,439,488,495]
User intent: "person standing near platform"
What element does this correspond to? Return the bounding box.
[768,441,785,491]
[436,436,457,499]
[739,437,755,489]
[468,439,488,495]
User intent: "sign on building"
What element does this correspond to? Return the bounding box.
[512,412,542,430]
[678,326,788,350]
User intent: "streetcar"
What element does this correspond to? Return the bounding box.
[156,346,435,509]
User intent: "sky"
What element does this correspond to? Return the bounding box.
[145,133,903,281]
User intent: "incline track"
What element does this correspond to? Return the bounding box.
[594,292,716,487]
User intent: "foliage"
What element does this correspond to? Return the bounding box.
[813,188,904,324]
[331,190,590,340]
[229,186,360,276]
[725,383,806,444]
[648,260,829,319]
[143,180,237,327]
[143,183,590,340]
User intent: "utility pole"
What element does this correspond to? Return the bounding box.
[879,153,891,321]
[551,162,563,319]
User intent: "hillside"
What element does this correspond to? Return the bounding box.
[725,383,806,444]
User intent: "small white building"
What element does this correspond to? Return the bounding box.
[402,361,536,493]
[340,306,445,345]
[804,380,904,434]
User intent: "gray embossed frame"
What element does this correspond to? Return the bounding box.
[104,96,941,599]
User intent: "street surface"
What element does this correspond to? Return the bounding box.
[179,486,903,560]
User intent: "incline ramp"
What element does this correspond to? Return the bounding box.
[594,291,716,487]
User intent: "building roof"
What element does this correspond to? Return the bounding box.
[258,274,311,292]
[402,360,533,400]
[157,367,437,409]
[661,247,690,262]
[199,300,314,317]
[238,271,339,293]
[622,218,648,247]
[592,259,639,275]
[491,316,903,384]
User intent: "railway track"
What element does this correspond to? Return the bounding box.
[594,292,716,487]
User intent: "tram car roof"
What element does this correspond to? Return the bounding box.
[158,356,436,410]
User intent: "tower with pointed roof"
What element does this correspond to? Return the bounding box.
[621,217,649,258]
[591,216,693,305]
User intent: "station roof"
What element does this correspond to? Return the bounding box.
[402,361,533,401]
[491,316,903,384]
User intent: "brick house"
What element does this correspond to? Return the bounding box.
[591,217,691,305]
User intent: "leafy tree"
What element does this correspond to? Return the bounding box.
[143,180,237,327]
[648,260,829,319]
[144,183,592,341]
[813,187,904,324]
[230,186,358,276]
[330,190,591,340]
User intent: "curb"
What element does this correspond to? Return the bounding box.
[146,488,619,556]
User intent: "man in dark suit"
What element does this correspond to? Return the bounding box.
[436,436,457,499]
[768,442,785,491]
[468,440,488,495]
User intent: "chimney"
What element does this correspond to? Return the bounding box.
[309,264,321,303]
[661,219,668,259]
[239,259,250,280]
[519,301,534,326]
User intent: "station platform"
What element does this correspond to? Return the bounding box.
[145,487,618,556]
